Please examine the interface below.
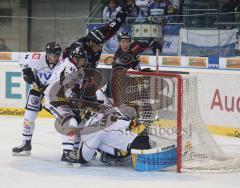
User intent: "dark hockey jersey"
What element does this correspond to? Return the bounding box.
[63,17,125,69]
[112,41,152,70]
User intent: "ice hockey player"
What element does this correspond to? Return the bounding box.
[53,4,138,155]
[104,31,162,98]
[44,44,89,166]
[77,104,176,171]
[63,3,136,70]
[61,3,136,102]
[12,42,62,156]
[76,104,151,165]
[113,31,162,71]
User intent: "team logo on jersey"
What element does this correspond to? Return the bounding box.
[117,53,134,66]
[30,96,39,105]
[32,53,41,59]
[38,72,52,80]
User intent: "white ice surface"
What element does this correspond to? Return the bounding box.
[1,116,240,188]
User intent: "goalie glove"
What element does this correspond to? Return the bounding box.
[129,118,146,135]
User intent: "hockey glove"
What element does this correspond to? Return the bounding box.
[22,68,36,85]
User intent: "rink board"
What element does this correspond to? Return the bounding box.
[0,56,240,138]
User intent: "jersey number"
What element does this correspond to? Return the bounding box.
[109,22,116,28]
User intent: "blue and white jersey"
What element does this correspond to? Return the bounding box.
[21,52,59,86]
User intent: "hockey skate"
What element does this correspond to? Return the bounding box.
[60,149,81,167]
[12,140,32,156]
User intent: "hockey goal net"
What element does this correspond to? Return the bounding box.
[111,69,240,173]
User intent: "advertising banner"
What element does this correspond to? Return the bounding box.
[195,73,240,129]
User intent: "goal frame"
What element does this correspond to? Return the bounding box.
[125,70,183,173]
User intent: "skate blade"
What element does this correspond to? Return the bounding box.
[60,161,81,168]
[12,151,31,157]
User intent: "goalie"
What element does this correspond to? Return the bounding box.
[75,104,151,165]
[70,103,176,171]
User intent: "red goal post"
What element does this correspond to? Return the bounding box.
[111,69,240,173]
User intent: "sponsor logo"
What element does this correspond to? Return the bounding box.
[210,89,240,113]
[162,56,181,66]
[188,57,207,67]
[226,58,240,68]
[208,63,219,69]
[132,24,161,38]
[139,55,149,64]
[32,53,41,59]
[99,54,114,65]
[161,144,176,151]
[0,52,11,60]
[30,96,39,105]
[0,108,25,116]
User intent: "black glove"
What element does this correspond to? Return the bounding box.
[22,68,36,85]
[116,11,127,23]
[148,38,162,54]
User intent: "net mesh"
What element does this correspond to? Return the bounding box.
[111,70,240,173]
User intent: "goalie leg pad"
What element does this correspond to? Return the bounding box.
[131,145,177,171]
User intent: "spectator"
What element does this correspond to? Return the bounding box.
[148,0,175,23]
[134,0,152,23]
[102,0,122,23]
[0,38,11,52]
[122,0,140,23]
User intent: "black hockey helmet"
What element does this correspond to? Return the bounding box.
[69,44,87,60]
[117,32,131,41]
[86,29,105,44]
[45,42,62,56]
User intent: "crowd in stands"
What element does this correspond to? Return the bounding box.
[102,0,240,26]
[102,0,182,24]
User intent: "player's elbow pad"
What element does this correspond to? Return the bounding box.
[22,68,35,84]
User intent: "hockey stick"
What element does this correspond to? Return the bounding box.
[156,49,160,71]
